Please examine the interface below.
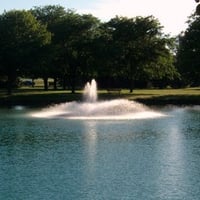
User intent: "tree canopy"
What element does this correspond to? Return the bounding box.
[0,10,51,93]
[177,14,200,86]
[1,5,198,93]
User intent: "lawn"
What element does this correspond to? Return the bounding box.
[0,87,200,107]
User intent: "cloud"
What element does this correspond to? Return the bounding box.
[78,0,195,35]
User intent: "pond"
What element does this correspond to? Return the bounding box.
[0,104,200,200]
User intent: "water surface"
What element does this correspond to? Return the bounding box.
[0,106,200,199]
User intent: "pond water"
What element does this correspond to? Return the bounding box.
[0,105,200,199]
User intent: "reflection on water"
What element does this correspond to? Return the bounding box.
[84,121,97,161]
[0,106,200,199]
[156,116,186,198]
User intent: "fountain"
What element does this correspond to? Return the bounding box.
[31,79,165,120]
[83,79,97,102]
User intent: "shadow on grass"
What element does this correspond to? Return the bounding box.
[0,92,82,107]
[0,88,200,107]
[136,95,200,105]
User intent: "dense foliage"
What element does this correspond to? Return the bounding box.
[0,10,51,93]
[177,14,200,86]
[0,5,198,93]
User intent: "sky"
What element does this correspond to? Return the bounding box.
[0,0,196,36]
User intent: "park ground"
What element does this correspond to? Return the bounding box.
[0,85,200,107]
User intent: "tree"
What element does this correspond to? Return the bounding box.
[0,10,51,94]
[90,23,117,88]
[52,11,100,92]
[31,5,67,90]
[32,6,101,92]
[106,16,176,91]
[177,14,200,86]
[195,0,200,15]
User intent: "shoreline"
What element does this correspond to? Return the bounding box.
[0,92,199,107]
[136,96,200,106]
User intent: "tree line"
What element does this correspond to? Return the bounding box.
[0,5,199,94]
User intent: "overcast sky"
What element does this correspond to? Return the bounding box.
[0,0,196,36]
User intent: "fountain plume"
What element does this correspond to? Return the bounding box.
[31,79,165,120]
[83,79,97,102]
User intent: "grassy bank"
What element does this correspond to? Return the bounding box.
[0,87,200,107]
[120,88,200,105]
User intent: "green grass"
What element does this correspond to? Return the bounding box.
[0,87,200,107]
[120,87,200,99]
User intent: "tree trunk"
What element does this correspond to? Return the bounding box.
[7,79,12,95]
[43,77,48,91]
[70,74,76,94]
[53,77,57,90]
[31,78,35,87]
[129,78,134,93]
[6,73,16,95]
[62,76,67,90]
[128,62,134,93]
[71,84,75,94]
